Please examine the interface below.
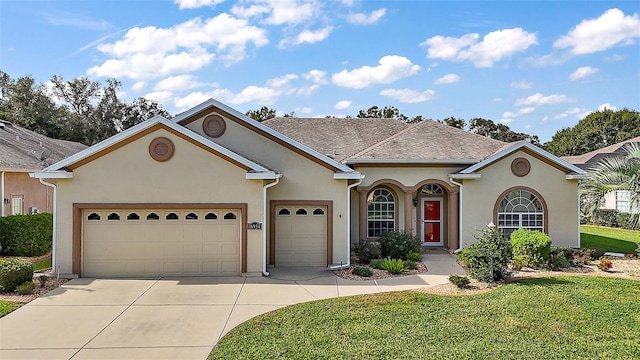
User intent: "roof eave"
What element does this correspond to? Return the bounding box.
[30,171,73,179]
[245,172,282,180]
[344,158,481,165]
[449,173,482,179]
[333,172,364,180]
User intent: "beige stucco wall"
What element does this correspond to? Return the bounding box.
[54,128,265,276]
[184,113,350,265]
[2,172,53,215]
[462,151,580,247]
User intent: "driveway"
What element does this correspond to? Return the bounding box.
[0,254,464,360]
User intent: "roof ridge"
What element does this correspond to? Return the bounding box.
[348,120,423,159]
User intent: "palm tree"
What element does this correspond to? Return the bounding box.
[581,143,640,229]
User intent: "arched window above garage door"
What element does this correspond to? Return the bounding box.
[224,212,237,220]
[205,212,218,220]
[146,213,160,221]
[127,213,140,220]
[87,212,101,221]
[107,213,120,221]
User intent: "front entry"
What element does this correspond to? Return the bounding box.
[422,198,443,246]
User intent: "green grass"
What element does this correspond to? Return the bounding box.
[210,276,640,360]
[0,300,18,318]
[30,257,52,272]
[581,225,640,254]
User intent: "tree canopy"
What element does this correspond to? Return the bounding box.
[544,108,640,156]
[0,71,170,145]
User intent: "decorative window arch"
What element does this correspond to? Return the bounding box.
[421,183,444,195]
[367,187,396,237]
[496,188,546,237]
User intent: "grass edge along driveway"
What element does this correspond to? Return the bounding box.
[210,276,640,360]
[581,225,640,255]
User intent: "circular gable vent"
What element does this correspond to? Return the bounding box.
[511,157,531,177]
[203,114,226,138]
[149,137,175,162]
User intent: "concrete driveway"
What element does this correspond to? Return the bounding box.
[0,254,464,360]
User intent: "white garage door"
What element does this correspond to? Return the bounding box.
[275,205,327,266]
[83,208,241,277]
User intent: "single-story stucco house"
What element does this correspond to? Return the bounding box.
[1,120,86,216]
[32,99,586,278]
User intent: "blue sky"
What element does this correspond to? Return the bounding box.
[1,0,639,142]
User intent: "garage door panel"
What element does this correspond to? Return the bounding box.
[275,205,327,267]
[83,208,241,277]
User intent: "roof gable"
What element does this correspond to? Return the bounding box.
[562,135,640,168]
[44,116,272,174]
[174,99,355,173]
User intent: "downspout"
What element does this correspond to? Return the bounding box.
[577,179,582,248]
[262,175,281,276]
[1,171,4,216]
[38,178,58,277]
[330,175,364,271]
[449,177,463,253]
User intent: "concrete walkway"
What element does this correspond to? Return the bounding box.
[0,253,464,360]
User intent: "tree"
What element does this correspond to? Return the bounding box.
[581,143,640,229]
[357,106,408,122]
[440,116,466,129]
[468,117,540,145]
[545,108,640,156]
[119,97,171,131]
[246,106,276,122]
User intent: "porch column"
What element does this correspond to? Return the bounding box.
[358,190,367,242]
[404,191,413,233]
[448,191,459,250]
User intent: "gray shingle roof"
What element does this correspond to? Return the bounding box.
[562,135,640,170]
[0,121,87,171]
[264,117,507,163]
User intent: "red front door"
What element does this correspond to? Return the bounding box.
[423,199,442,245]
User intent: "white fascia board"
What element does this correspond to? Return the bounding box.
[30,171,73,179]
[173,98,355,174]
[344,158,480,165]
[566,174,588,180]
[448,173,481,179]
[245,172,282,180]
[460,141,587,175]
[333,172,364,180]
[44,116,270,173]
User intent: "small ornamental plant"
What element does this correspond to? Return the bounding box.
[596,259,613,272]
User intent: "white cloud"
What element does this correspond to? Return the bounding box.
[294,107,313,114]
[296,84,319,96]
[131,81,147,92]
[87,13,268,80]
[175,85,280,110]
[231,0,319,26]
[266,74,298,87]
[510,80,532,89]
[379,88,436,103]
[347,8,386,25]
[434,73,460,85]
[555,107,590,120]
[499,118,512,124]
[335,100,352,110]
[493,97,502,102]
[280,26,333,47]
[341,0,354,7]
[331,55,420,89]
[153,75,203,91]
[144,91,174,105]
[303,69,328,84]
[515,93,571,106]
[502,107,535,118]
[421,28,538,67]
[598,103,617,111]
[173,0,224,9]
[569,66,599,81]
[605,54,626,62]
[554,8,640,55]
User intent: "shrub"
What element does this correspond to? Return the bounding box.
[16,281,35,295]
[38,275,48,287]
[511,255,528,271]
[352,266,373,277]
[596,259,613,271]
[407,251,422,262]
[588,248,606,260]
[352,240,381,264]
[404,260,418,270]
[381,257,405,275]
[0,213,53,256]
[573,250,592,265]
[369,259,385,270]
[460,228,512,283]
[379,231,421,260]
[0,258,34,292]
[548,248,574,270]
[637,243,640,256]
[510,229,551,269]
[449,275,470,288]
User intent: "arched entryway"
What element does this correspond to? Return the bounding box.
[414,180,459,249]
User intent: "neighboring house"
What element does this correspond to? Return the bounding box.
[0,120,86,216]
[32,99,586,278]
[563,136,640,214]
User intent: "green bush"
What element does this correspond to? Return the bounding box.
[588,248,606,260]
[16,281,35,295]
[404,260,418,270]
[510,229,551,269]
[352,240,381,264]
[0,213,53,256]
[449,275,470,288]
[548,247,576,270]
[407,251,422,262]
[351,266,373,277]
[369,259,384,270]
[460,228,512,283]
[591,209,635,230]
[0,258,34,292]
[381,257,405,274]
[379,231,421,260]
[511,255,528,271]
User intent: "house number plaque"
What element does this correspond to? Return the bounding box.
[247,222,262,230]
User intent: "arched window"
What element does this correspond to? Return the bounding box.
[126,212,140,221]
[107,213,120,221]
[87,212,101,221]
[367,188,396,237]
[224,212,237,220]
[185,212,198,220]
[204,212,218,220]
[146,213,160,221]
[497,189,545,237]
[421,184,444,195]
[295,208,307,216]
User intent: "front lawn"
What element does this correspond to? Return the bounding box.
[210,276,640,360]
[581,225,640,254]
[0,300,17,317]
